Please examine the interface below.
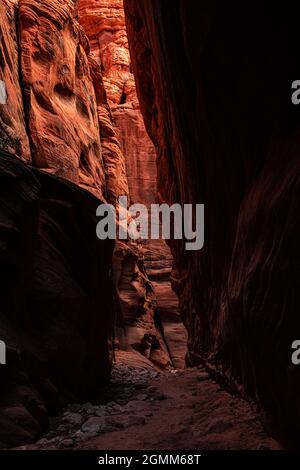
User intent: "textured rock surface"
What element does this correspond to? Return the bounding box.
[78,0,136,107]
[89,56,128,204]
[0,0,293,451]
[0,151,114,447]
[79,0,187,370]
[78,0,156,207]
[0,0,118,448]
[19,0,106,198]
[0,0,30,160]
[78,0,157,204]
[80,4,157,360]
[145,242,188,370]
[124,0,300,443]
[113,106,157,207]
[19,364,281,451]
[0,1,123,448]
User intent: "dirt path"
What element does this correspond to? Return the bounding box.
[20,357,282,451]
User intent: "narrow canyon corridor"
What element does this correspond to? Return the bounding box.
[0,0,299,458]
[78,0,189,372]
[8,0,282,451]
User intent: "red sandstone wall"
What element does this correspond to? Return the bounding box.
[0,0,30,161]
[19,0,106,199]
[78,0,178,370]
[0,0,118,447]
[77,0,157,207]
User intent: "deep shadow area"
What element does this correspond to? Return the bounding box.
[124,0,300,445]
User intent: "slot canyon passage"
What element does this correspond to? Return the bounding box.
[0,0,299,452]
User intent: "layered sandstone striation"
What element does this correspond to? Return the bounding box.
[124,0,300,442]
[78,0,186,370]
[0,150,114,447]
[88,55,128,203]
[0,0,30,161]
[0,0,119,447]
[78,0,136,107]
[77,0,156,206]
[1,0,189,449]
[19,0,106,198]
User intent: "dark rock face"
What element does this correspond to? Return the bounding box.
[0,151,114,447]
[124,0,300,442]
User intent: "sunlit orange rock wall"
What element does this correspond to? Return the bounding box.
[78,0,157,207]
[0,0,30,161]
[19,0,106,198]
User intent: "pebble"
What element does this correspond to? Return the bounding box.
[31,363,161,447]
[81,402,93,412]
[137,393,148,401]
[61,438,74,448]
[197,371,209,381]
[111,403,123,414]
[94,405,107,417]
[37,438,49,447]
[57,425,68,433]
[63,412,84,426]
[82,417,106,434]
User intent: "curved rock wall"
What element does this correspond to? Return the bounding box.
[0,150,114,447]
[78,0,186,370]
[124,0,300,443]
[78,0,157,207]
[0,0,30,161]
[0,0,118,447]
[19,0,106,198]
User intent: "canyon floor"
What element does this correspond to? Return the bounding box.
[16,243,282,452]
[19,351,281,451]
[11,238,282,451]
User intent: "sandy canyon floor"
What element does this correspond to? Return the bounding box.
[19,351,281,451]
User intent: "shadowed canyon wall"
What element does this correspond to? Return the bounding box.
[0,0,118,446]
[124,0,300,443]
[0,150,114,447]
